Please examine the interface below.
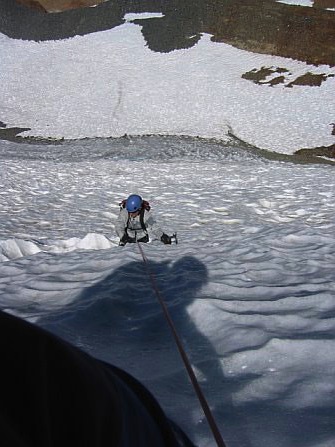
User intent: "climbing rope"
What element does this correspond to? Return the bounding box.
[137,242,227,447]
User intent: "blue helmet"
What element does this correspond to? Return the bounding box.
[126,194,143,212]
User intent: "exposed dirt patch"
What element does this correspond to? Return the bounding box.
[16,0,47,11]
[287,72,335,87]
[242,66,289,84]
[242,66,334,87]
[16,0,103,12]
[0,126,32,141]
[208,0,335,66]
[295,143,335,160]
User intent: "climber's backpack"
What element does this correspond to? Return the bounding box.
[119,199,151,232]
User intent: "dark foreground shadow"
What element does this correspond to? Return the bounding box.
[0,309,196,447]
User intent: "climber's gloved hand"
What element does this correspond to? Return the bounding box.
[119,233,129,246]
[161,233,172,245]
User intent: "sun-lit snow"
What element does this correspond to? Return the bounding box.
[0,17,334,154]
[276,0,313,7]
[277,0,335,11]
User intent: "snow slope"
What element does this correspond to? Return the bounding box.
[1,135,335,446]
[0,14,334,154]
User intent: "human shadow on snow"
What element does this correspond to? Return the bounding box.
[37,254,249,446]
[36,252,334,447]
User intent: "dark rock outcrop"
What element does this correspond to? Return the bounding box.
[3,0,334,67]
